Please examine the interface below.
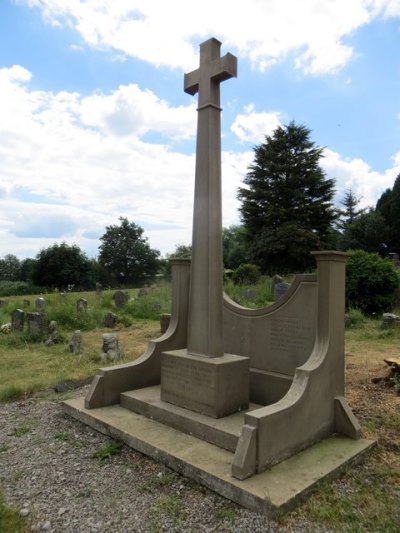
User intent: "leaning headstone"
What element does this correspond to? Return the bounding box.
[272,274,283,286]
[103,312,119,328]
[160,313,171,334]
[381,313,400,329]
[274,282,291,301]
[114,290,129,308]
[101,333,122,361]
[68,330,83,354]
[11,309,25,332]
[76,298,88,313]
[0,323,11,334]
[45,320,59,346]
[35,297,46,312]
[27,312,46,339]
[240,289,257,303]
[23,299,30,307]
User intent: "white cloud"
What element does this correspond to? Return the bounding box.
[23,0,400,75]
[323,148,400,207]
[231,104,282,143]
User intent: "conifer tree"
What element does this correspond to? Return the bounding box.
[238,122,336,273]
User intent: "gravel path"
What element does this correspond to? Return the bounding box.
[1,388,321,532]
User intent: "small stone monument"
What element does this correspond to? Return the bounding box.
[0,300,7,307]
[76,298,88,313]
[27,312,46,339]
[45,321,59,346]
[114,290,129,308]
[68,330,83,354]
[138,288,149,298]
[274,281,291,301]
[103,312,119,328]
[101,333,122,361]
[23,299,30,307]
[11,309,25,332]
[381,313,400,329]
[95,282,103,298]
[35,297,46,312]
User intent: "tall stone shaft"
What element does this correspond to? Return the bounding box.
[184,38,237,357]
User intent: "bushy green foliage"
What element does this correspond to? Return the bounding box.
[346,250,399,315]
[0,281,41,297]
[232,263,261,285]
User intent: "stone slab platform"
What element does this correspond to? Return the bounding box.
[121,385,262,452]
[63,396,375,516]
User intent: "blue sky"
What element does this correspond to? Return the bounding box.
[1,0,399,259]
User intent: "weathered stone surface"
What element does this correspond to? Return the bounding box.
[45,320,59,346]
[27,312,46,338]
[160,313,171,334]
[76,298,88,312]
[68,330,83,354]
[0,323,11,334]
[35,297,46,312]
[11,309,25,332]
[274,282,291,301]
[114,290,129,308]
[101,333,122,361]
[381,313,400,329]
[240,289,257,303]
[23,299,30,307]
[137,288,149,298]
[103,312,119,328]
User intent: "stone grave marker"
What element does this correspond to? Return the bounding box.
[76,298,88,312]
[11,309,25,332]
[274,282,291,301]
[95,282,103,298]
[27,312,46,339]
[35,297,46,312]
[103,312,119,328]
[45,320,59,346]
[23,299,30,307]
[114,290,129,308]
[101,333,122,361]
[68,330,83,354]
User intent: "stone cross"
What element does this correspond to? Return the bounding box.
[184,38,237,358]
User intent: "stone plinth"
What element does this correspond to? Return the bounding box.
[161,349,249,418]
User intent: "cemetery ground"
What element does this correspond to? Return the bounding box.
[0,285,399,532]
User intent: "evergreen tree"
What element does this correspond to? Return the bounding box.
[337,189,365,230]
[341,208,389,254]
[238,122,336,273]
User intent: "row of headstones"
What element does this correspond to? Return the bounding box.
[68,330,122,361]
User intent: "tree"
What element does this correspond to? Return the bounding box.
[33,243,92,289]
[337,189,365,231]
[98,217,160,286]
[18,258,38,282]
[376,173,400,254]
[0,254,21,281]
[238,122,336,274]
[223,225,250,270]
[341,209,389,254]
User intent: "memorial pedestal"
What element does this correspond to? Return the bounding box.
[161,349,249,418]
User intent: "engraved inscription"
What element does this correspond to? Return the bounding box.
[270,316,313,353]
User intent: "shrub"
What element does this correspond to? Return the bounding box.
[232,264,261,285]
[346,250,399,315]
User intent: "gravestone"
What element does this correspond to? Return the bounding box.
[137,288,149,298]
[68,330,83,354]
[101,333,122,361]
[381,313,400,329]
[160,313,171,334]
[274,282,291,301]
[103,312,119,328]
[11,309,25,332]
[65,38,372,516]
[76,298,88,313]
[0,300,7,307]
[23,299,30,307]
[35,297,46,312]
[45,320,59,346]
[95,282,103,298]
[27,312,46,339]
[240,289,257,303]
[114,290,129,308]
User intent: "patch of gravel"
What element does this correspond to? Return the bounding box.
[0,387,322,532]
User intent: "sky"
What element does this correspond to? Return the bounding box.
[0,0,400,260]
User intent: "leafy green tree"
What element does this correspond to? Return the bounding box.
[346,250,399,315]
[238,122,336,274]
[18,258,38,282]
[32,243,92,289]
[223,225,250,270]
[98,217,160,286]
[0,254,21,281]
[162,243,192,279]
[376,173,400,254]
[341,209,389,254]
